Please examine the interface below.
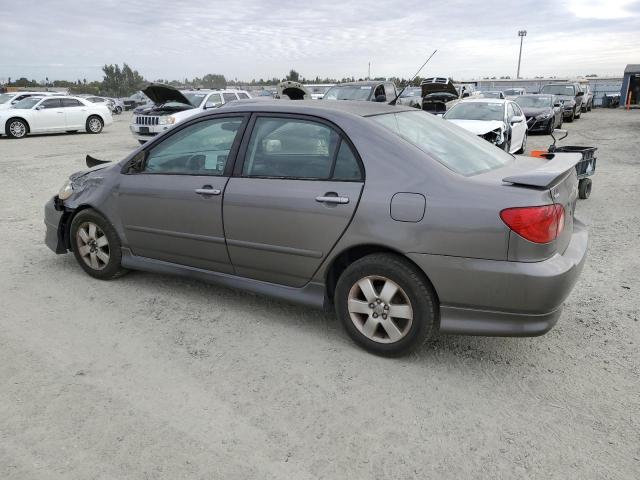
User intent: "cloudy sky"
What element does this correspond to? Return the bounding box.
[0,0,638,83]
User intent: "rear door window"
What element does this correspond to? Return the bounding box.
[242,117,361,180]
[61,98,83,107]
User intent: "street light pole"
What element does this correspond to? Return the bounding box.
[517,30,527,79]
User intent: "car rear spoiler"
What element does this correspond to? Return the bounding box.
[503,152,582,188]
[86,155,110,168]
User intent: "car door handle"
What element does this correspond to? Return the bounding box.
[315,195,349,204]
[195,187,221,196]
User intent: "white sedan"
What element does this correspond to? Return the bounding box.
[443,98,528,154]
[0,96,113,139]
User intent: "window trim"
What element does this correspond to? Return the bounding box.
[123,113,250,177]
[232,112,365,182]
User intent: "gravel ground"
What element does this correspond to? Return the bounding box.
[0,109,638,480]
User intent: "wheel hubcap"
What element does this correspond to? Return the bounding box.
[9,121,26,137]
[76,222,109,270]
[89,119,101,132]
[347,275,413,344]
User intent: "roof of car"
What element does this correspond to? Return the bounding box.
[330,81,387,87]
[220,99,414,117]
[459,98,508,104]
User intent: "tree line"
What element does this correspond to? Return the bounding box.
[2,64,457,97]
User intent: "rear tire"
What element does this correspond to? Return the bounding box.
[86,115,104,134]
[335,253,437,357]
[578,178,592,199]
[70,209,128,280]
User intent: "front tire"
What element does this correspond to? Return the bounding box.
[566,109,575,122]
[86,115,104,134]
[335,253,437,357]
[70,209,128,280]
[6,118,28,139]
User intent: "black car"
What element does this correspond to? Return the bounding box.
[514,94,563,134]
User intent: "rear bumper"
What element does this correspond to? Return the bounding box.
[44,197,67,254]
[408,219,588,336]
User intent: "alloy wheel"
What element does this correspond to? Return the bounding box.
[9,121,26,138]
[75,221,110,270]
[88,118,102,132]
[347,275,413,344]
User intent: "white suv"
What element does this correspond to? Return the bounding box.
[130,85,251,144]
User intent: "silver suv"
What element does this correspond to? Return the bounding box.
[130,84,251,144]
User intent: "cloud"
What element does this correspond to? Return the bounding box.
[0,0,638,82]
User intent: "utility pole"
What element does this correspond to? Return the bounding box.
[368,62,371,80]
[517,30,527,79]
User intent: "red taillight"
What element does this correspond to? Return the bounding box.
[500,204,565,244]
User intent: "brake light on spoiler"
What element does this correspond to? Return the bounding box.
[500,205,565,244]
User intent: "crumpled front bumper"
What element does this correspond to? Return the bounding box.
[44,196,68,254]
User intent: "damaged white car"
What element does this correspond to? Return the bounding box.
[130,84,251,144]
[443,98,527,154]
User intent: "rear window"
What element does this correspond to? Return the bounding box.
[370,110,512,176]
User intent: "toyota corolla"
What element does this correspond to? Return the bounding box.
[44,100,588,356]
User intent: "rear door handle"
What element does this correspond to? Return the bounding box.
[195,186,221,196]
[315,195,349,204]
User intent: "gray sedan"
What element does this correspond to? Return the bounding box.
[44,100,588,356]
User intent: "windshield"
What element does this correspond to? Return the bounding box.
[12,97,42,109]
[503,89,522,96]
[400,88,421,97]
[541,85,575,96]
[182,92,207,107]
[444,102,504,121]
[370,110,512,176]
[323,85,372,101]
[306,85,332,95]
[515,96,552,108]
[0,93,16,104]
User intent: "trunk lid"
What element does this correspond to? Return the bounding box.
[475,153,580,259]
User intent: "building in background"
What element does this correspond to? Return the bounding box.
[620,64,640,108]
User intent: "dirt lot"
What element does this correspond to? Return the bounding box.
[1,109,638,480]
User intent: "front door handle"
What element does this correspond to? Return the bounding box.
[195,186,221,196]
[315,195,349,204]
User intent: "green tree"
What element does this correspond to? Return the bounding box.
[287,69,300,82]
[101,63,145,97]
[201,74,226,89]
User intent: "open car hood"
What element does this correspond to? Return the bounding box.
[276,81,310,100]
[142,84,192,106]
[421,77,459,98]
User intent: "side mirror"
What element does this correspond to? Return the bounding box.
[511,116,524,124]
[576,91,584,97]
[374,94,387,102]
[35,106,44,110]
[462,92,470,98]
[553,102,562,107]
[204,101,221,109]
